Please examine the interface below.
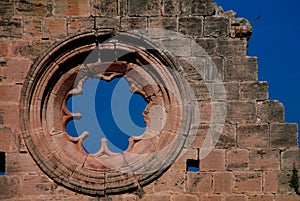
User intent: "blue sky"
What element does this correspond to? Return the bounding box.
[215,0,300,143]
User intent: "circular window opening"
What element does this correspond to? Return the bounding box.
[66,77,148,154]
[20,31,199,195]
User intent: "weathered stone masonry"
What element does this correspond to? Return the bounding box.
[0,0,299,200]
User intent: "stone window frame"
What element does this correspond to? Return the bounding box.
[19,31,196,195]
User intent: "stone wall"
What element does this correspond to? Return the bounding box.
[0,0,299,200]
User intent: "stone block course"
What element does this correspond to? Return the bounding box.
[153,169,185,193]
[270,123,298,148]
[0,126,16,152]
[200,149,225,171]
[0,0,14,19]
[234,172,262,193]
[225,194,247,201]
[204,16,230,37]
[213,172,233,193]
[226,101,257,124]
[53,0,90,17]
[128,0,160,16]
[258,100,285,123]
[148,17,177,31]
[68,17,94,35]
[23,18,42,38]
[225,57,258,81]
[263,171,279,193]
[0,18,22,38]
[249,149,280,170]
[120,17,147,31]
[281,149,300,170]
[179,17,203,37]
[91,0,118,17]
[186,172,213,193]
[240,81,268,101]
[173,194,198,201]
[275,195,300,201]
[237,124,269,148]
[43,18,66,39]
[15,0,52,17]
[248,194,274,201]
[216,38,247,57]
[0,59,31,84]
[0,175,21,199]
[227,149,249,170]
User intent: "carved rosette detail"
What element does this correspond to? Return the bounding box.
[20,32,195,195]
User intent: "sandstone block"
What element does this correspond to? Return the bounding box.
[225,194,247,201]
[0,85,22,102]
[225,57,258,81]
[148,17,177,31]
[195,38,217,56]
[140,194,171,201]
[6,153,41,175]
[234,172,262,193]
[277,170,296,193]
[275,195,300,201]
[111,194,138,201]
[91,0,118,16]
[216,123,236,148]
[173,194,198,201]
[227,149,249,170]
[0,18,22,38]
[200,149,225,171]
[120,17,147,31]
[191,0,215,16]
[16,0,52,17]
[237,124,269,148]
[43,18,66,39]
[179,17,203,37]
[248,194,274,201]
[163,0,181,16]
[53,0,90,17]
[0,40,9,58]
[213,172,233,193]
[68,18,94,35]
[128,0,160,16]
[186,172,213,193]
[216,38,247,57]
[153,169,185,193]
[240,81,268,101]
[0,59,31,83]
[0,0,14,19]
[12,40,52,59]
[200,195,222,201]
[0,126,15,152]
[263,171,278,193]
[270,123,298,148]
[160,37,191,57]
[21,175,56,195]
[281,149,300,170]
[249,149,280,170]
[227,101,257,124]
[257,100,284,123]
[24,18,42,38]
[0,176,21,199]
[204,16,229,37]
[163,0,215,16]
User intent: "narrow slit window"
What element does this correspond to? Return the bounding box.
[186,159,199,172]
[0,152,5,176]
